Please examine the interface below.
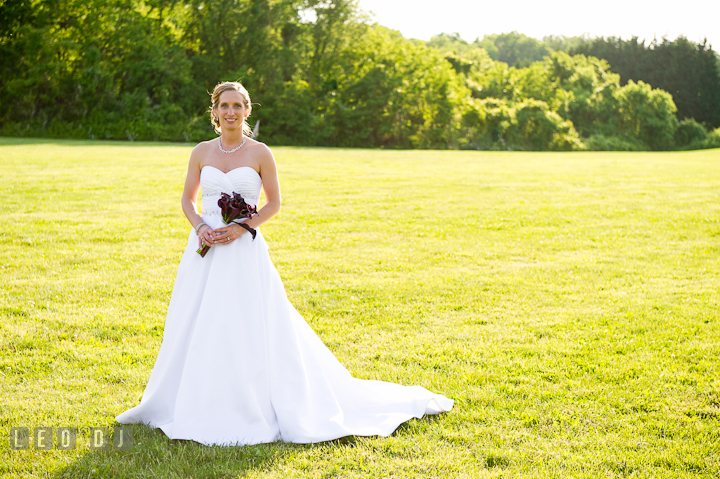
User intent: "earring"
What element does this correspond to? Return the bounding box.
[214,116,219,122]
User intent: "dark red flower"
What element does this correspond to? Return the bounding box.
[197,191,259,257]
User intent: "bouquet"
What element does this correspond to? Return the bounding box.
[197,192,258,257]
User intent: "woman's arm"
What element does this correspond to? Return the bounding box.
[181,143,217,247]
[245,144,282,229]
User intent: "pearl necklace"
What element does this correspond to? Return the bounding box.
[218,136,246,154]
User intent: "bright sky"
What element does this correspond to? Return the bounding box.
[356,0,720,50]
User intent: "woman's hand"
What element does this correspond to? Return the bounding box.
[212,223,247,245]
[197,224,218,249]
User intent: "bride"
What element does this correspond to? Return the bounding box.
[115,81,454,446]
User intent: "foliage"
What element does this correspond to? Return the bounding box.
[426,32,496,75]
[685,127,720,151]
[542,34,591,53]
[570,36,720,128]
[584,133,649,151]
[508,99,585,151]
[307,26,469,149]
[477,31,551,68]
[0,0,200,141]
[457,50,679,151]
[428,35,685,151]
[706,128,720,149]
[675,118,708,147]
[460,97,585,151]
[615,80,678,150]
[0,1,716,150]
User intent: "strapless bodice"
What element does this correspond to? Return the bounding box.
[200,166,262,218]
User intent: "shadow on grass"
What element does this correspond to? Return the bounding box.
[51,424,283,479]
[51,416,437,478]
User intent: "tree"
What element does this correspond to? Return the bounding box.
[571,36,720,128]
[475,32,551,68]
[319,26,468,148]
[544,52,621,137]
[508,99,584,151]
[615,80,678,150]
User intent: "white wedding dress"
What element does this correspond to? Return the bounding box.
[115,165,453,446]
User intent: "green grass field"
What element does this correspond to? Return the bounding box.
[0,137,718,478]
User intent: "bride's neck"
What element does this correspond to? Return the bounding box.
[220,131,245,146]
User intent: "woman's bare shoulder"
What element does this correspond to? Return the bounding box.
[188,139,215,166]
[192,139,215,154]
[248,139,274,160]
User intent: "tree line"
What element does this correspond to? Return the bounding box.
[1,0,719,151]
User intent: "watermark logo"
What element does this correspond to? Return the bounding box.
[9,427,133,450]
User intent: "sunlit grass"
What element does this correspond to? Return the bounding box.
[0,137,718,478]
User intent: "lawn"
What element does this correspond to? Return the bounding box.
[0,137,718,478]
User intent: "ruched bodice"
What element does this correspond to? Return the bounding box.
[200,165,262,219]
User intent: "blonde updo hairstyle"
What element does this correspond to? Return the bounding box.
[209,81,253,136]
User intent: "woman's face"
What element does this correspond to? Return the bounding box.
[213,90,249,132]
